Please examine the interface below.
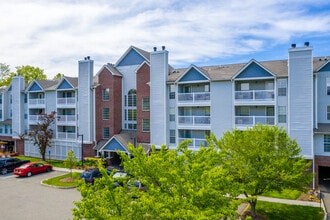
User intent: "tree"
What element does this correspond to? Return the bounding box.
[28,111,59,161]
[53,73,64,80]
[208,124,313,220]
[73,142,239,220]
[16,65,47,84]
[64,150,78,178]
[0,64,47,87]
[0,63,12,87]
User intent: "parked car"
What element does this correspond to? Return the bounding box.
[0,158,30,175]
[13,162,52,177]
[80,168,102,184]
[80,167,113,184]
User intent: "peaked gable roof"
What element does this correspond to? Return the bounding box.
[316,59,330,72]
[95,63,123,77]
[233,59,275,79]
[115,46,150,67]
[53,77,78,90]
[176,65,210,83]
[98,133,132,153]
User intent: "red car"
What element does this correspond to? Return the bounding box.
[14,162,53,177]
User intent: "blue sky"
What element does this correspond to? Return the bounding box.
[1,0,330,78]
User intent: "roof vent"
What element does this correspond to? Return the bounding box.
[291,43,296,48]
[153,47,157,52]
[162,46,165,50]
[87,56,90,60]
[304,42,310,47]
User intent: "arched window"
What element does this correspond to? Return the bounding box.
[128,89,136,107]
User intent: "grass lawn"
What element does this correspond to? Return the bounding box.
[14,155,70,168]
[249,201,324,220]
[261,189,303,200]
[42,172,82,188]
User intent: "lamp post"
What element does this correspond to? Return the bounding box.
[77,133,84,167]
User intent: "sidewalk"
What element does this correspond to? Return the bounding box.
[53,167,84,173]
[258,196,320,207]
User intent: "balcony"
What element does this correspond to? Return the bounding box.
[57,132,76,140]
[28,115,44,124]
[57,97,76,106]
[178,138,207,149]
[178,92,210,104]
[235,90,274,104]
[178,116,210,126]
[57,115,76,125]
[235,116,275,128]
[28,98,45,107]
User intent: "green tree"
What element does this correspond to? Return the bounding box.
[208,124,312,220]
[53,73,64,80]
[16,65,47,84]
[64,149,78,178]
[0,63,13,87]
[28,111,59,161]
[73,142,239,220]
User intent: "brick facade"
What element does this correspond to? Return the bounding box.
[95,67,122,141]
[136,62,150,144]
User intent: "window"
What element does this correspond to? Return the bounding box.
[0,95,2,104]
[128,109,136,121]
[170,130,176,144]
[102,108,110,120]
[241,83,249,91]
[278,79,287,96]
[324,135,330,152]
[278,106,287,123]
[0,110,2,119]
[142,97,150,111]
[128,89,136,107]
[328,106,330,120]
[169,107,175,121]
[169,85,175,99]
[24,94,27,103]
[102,88,110,101]
[142,119,150,132]
[327,78,330,95]
[103,127,110,139]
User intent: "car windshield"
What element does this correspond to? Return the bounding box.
[80,172,92,179]
[19,164,30,168]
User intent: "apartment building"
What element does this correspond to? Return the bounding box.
[0,43,329,187]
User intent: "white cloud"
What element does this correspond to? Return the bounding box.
[0,0,330,78]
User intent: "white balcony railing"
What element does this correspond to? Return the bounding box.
[57,115,76,123]
[178,116,210,125]
[178,92,210,103]
[57,97,76,105]
[235,116,275,126]
[178,138,207,149]
[28,115,44,123]
[29,98,45,105]
[235,90,274,101]
[57,132,76,140]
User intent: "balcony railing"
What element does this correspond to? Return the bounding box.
[57,132,76,140]
[178,116,210,125]
[235,116,275,126]
[235,90,274,101]
[178,92,210,103]
[28,115,44,123]
[57,115,76,123]
[178,138,207,149]
[29,98,45,105]
[57,97,76,105]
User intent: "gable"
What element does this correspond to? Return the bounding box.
[29,82,43,92]
[102,138,127,152]
[179,68,208,82]
[58,79,73,90]
[117,49,146,66]
[236,62,273,79]
[319,62,330,72]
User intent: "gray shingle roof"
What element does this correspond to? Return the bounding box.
[168,57,329,82]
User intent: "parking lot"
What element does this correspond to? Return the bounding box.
[0,171,81,220]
